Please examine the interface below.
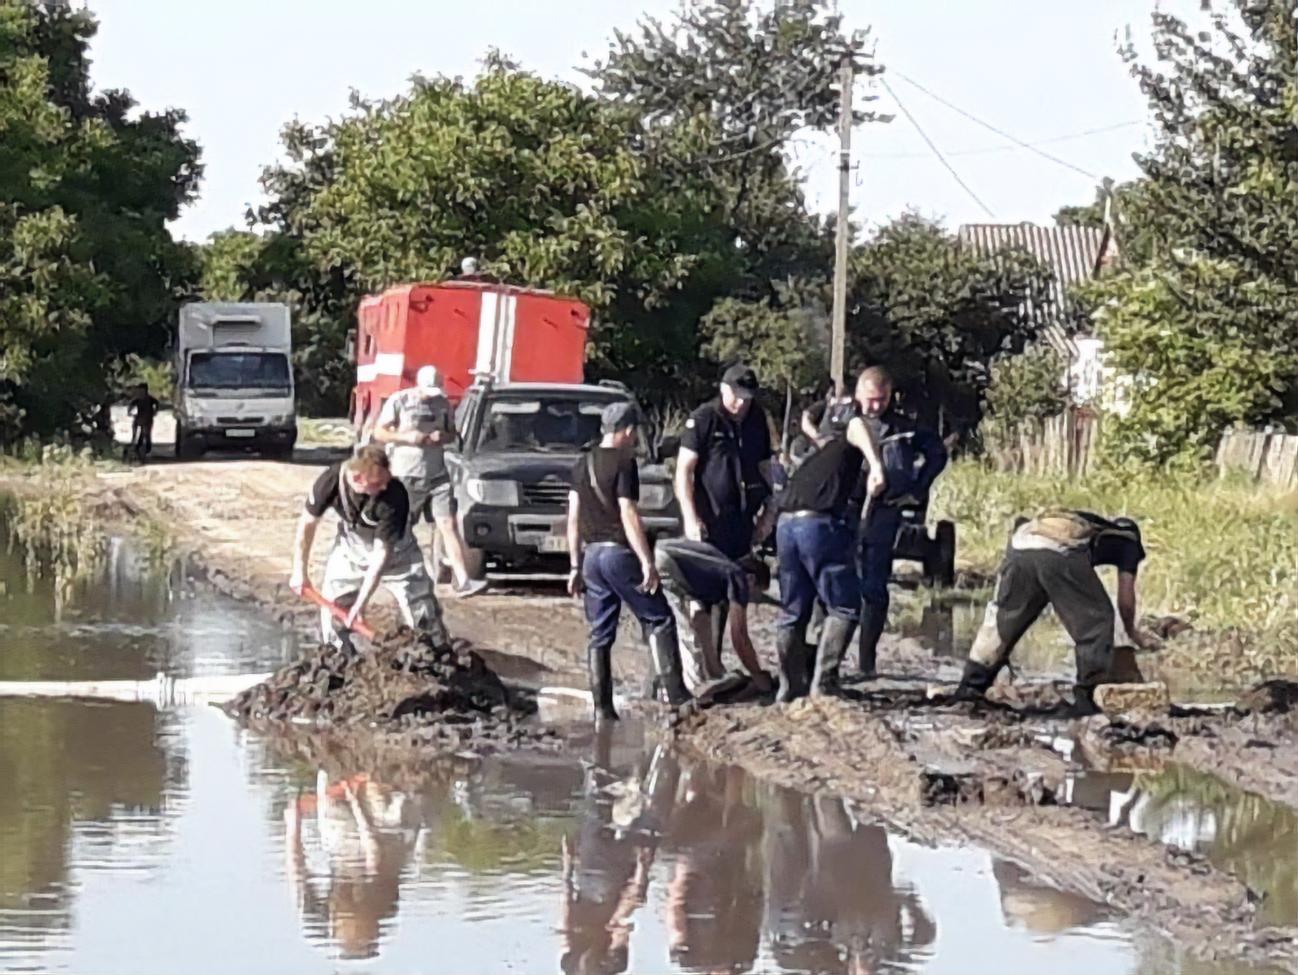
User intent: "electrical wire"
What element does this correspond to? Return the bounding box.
[879,76,997,219]
[892,70,1102,180]
[861,120,1143,159]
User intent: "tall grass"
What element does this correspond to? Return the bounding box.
[930,461,1297,676]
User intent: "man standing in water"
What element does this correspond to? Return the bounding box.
[567,402,691,721]
[373,365,486,598]
[290,445,450,652]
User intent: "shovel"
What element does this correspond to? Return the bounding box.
[299,584,377,641]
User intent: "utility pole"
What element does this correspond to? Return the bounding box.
[830,54,853,396]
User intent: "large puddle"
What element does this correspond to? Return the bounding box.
[0,527,1288,974]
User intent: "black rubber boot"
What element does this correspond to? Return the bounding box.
[953,659,1000,702]
[587,642,619,722]
[647,625,693,707]
[811,614,855,698]
[1065,684,1102,718]
[776,624,809,703]
[857,603,886,678]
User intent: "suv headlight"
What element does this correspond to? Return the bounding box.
[640,483,672,510]
[465,477,520,506]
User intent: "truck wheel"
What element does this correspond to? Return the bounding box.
[932,520,956,589]
[462,546,486,582]
[176,429,202,461]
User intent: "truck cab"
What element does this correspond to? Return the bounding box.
[173,303,297,460]
[442,380,679,578]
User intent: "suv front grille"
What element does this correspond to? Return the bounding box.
[521,481,569,507]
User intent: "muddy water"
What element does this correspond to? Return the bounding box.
[0,532,1282,974]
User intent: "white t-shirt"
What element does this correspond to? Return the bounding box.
[377,386,453,482]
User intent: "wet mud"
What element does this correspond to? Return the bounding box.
[674,684,1298,968]
[223,629,560,754]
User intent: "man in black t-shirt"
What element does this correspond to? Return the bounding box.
[126,384,160,462]
[567,402,691,721]
[774,371,887,702]
[289,445,449,651]
[675,364,774,560]
[956,510,1155,716]
[654,538,773,694]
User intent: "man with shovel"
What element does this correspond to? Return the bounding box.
[289,445,450,652]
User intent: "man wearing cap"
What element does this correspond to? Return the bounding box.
[955,510,1156,716]
[567,402,692,721]
[373,366,486,598]
[676,364,774,561]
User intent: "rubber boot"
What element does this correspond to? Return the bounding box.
[953,658,1000,702]
[647,625,692,707]
[775,624,809,703]
[587,642,619,722]
[857,603,886,679]
[1065,684,1102,718]
[811,614,855,698]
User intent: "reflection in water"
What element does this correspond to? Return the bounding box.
[994,859,1106,935]
[1068,765,1298,928]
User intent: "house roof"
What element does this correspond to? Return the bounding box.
[957,222,1115,357]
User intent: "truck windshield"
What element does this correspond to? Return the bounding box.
[188,353,291,392]
[476,397,615,453]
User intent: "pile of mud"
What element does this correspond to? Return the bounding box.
[223,628,554,751]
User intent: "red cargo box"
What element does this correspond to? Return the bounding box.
[351,281,590,433]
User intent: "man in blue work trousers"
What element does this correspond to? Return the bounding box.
[774,371,886,702]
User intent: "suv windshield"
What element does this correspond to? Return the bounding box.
[475,396,619,453]
[189,352,291,392]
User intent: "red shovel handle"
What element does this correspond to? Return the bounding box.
[300,584,377,641]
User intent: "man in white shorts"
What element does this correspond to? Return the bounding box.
[373,365,487,597]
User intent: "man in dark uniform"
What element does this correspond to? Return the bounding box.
[774,371,886,702]
[567,402,691,722]
[854,367,948,677]
[654,537,773,694]
[955,510,1155,716]
[675,364,774,561]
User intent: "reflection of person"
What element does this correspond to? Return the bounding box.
[956,510,1152,716]
[653,537,773,694]
[284,771,423,961]
[764,790,937,974]
[290,446,451,652]
[559,732,677,975]
[373,365,487,598]
[663,763,764,974]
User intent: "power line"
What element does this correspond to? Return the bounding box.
[879,76,996,219]
[861,120,1143,159]
[892,70,1102,180]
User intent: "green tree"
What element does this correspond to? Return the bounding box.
[1080,0,1298,463]
[846,214,1053,432]
[0,1,200,442]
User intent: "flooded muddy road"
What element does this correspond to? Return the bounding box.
[0,513,1292,973]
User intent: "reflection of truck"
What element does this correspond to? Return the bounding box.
[349,281,589,436]
[173,302,296,460]
[441,379,678,580]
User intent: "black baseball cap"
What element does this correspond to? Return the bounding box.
[721,363,759,396]
[600,401,640,433]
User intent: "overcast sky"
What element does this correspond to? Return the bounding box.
[84,0,1206,243]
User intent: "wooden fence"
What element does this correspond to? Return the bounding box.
[1215,427,1298,487]
[985,408,1101,478]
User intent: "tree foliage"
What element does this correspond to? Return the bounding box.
[1076,0,1298,463]
[0,0,200,442]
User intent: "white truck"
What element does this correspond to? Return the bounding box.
[173,302,297,460]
